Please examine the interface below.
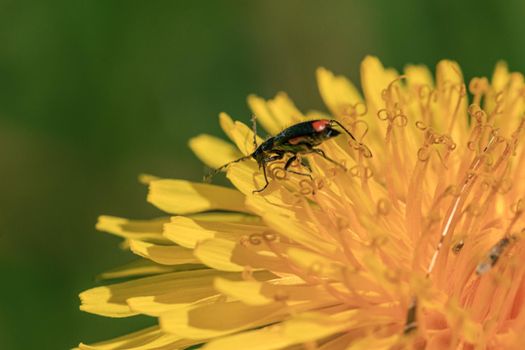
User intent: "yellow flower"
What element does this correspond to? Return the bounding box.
[79,56,525,350]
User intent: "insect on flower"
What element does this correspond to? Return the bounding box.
[205,117,371,193]
[80,58,525,350]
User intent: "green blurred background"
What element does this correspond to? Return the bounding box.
[0,0,524,348]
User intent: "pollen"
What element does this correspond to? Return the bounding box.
[78,57,525,350]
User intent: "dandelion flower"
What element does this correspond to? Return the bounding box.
[79,56,525,350]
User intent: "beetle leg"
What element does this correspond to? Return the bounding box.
[253,153,284,193]
[284,154,312,179]
[252,164,270,193]
[264,153,285,163]
[204,154,253,182]
[284,155,297,170]
[309,148,346,170]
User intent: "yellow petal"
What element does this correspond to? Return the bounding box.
[193,238,244,272]
[147,179,248,214]
[164,216,265,249]
[263,212,339,255]
[129,240,199,265]
[127,294,220,318]
[226,161,272,196]
[246,94,281,135]
[138,173,160,185]
[200,325,293,350]
[80,269,222,317]
[189,134,242,169]
[280,311,356,343]
[160,299,285,339]
[491,60,509,92]
[488,62,525,134]
[316,67,362,118]
[228,156,344,218]
[213,277,336,306]
[247,93,304,135]
[77,326,201,350]
[77,326,176,350]
[286,246,343,281]
[316,67,385,161]
[345,335,400,350]
[361,56,399,114]
[435,60,468,137]
[96,216,170,244]
[219,112,262,155]
[404,64,433,88]
[187,211,260,223]
[96,259,180,280]
[127,273,273,317]
[318,333,356,350]
[202,310,358,350]
[194,237,293,274]
[360,253,406,299]
[213,277,273,305]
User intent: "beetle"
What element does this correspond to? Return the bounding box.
[205,117,369,193]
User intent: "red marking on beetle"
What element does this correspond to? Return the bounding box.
[288,136,305,145]
[312,120,330,132]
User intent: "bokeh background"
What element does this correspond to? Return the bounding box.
[1,0,524,348]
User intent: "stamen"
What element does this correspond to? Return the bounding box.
[417,85,436,125]
[393,113,408,127]
[511,198,524,215]
[415,120,427,131]
[341,102,368,119]
[490,84,514,123]
[446,82,466,134]
[298,179,317,196]
[383,75,408,103]
[376,198,392,216]
[377,77,413,209]
[377,108,390,121]
[422,185,459,234]
[358,143,373,158]
[348,119,369,141]
[465,202,483,217]
[417,146,432,162]
[426,135,497,277]
[247,232,279,246]
[268,161,288,180]
[418,84,432,102]
[468,77,489,106]
[348,165,373,179]
[340,267,372,306]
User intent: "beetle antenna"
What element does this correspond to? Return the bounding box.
[251,115,258,150]
[330,120,357,141]
[204,155,252,183]
[330,119,373,157]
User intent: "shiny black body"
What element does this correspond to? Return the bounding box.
[207,118,360,193]
[252,120,341,164]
